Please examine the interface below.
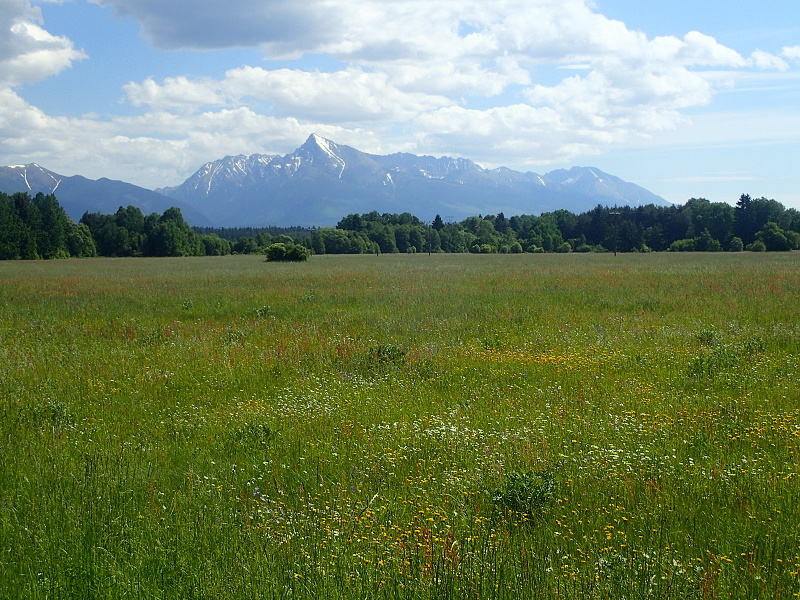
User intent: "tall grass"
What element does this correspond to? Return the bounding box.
[1,253,799,598]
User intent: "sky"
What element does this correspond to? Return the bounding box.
[2,0,800,209]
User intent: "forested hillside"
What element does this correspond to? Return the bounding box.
[1,191,799,260]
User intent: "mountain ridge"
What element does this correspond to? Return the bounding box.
[0,163,214,226]
[158,134,669,226]
[2,134,669,227]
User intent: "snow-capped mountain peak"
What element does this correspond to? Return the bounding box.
[299,133,347,177]
[156,136,669,227]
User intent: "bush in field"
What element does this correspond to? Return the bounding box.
[367,343,406,364]
[493,467,556,516]
[265,242,310,262]
[728,236,744,251]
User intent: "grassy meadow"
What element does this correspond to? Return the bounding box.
[1,252,799,599]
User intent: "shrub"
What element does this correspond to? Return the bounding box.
[367,343,406,365]
[555,241,572,253]
[669,238,697,252]
[493,468,556,516]
[728,237,744,252]
[265,242,310,262]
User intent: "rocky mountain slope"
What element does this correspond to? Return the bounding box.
[2,135,669,227]
[158,134,668,227]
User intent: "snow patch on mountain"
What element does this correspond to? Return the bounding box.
[308,133,346,178]
[156,134,670,227]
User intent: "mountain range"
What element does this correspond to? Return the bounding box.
[0,163,214,226]
[2,134,669,227]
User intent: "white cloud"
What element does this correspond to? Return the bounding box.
[0,87,374,185]
[220,66,454,121]
[123,66,455,122]
[124,76,227,111]
[672,31,747,67]
[2,0,798,190]
[110,0,757,148]
[782,46,800,61]
[750,50,789,71]
[90,0,341,55]
[0,0,86,86]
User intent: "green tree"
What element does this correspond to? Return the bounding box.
[755,222,798,251]
[735,195,785,245]
[310,231,326,254]
[526,216,563,252]
[145,207,202,257]
[114,206,147,256]
[669,238,698,252]
[200,234,232,256]
[316,228,360,254]
[85,211,141,257]
[66,222,97,257]
[33,193,70,258]
[0,193,31,259]
[696,228,722,252]
[265,243,286,260]
[366,224,397,253]
[337,214,365,231]
[232,237,259,254]
[728,237,744,252]
[12,192,41,259]
[685,198,734,244]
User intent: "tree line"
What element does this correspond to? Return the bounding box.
[301,195,800,254]
[0,192,96,259]
[2,191,799,260]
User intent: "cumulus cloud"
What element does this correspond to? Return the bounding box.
[111,1,756,146]
[781,46,800,61]
[90,0,341,55]
[0,84,381,185]
[124,66,455,122]
[124,76,228,111]
[0,0,86,86]
[750,50,789,71]
[2,0,797,187]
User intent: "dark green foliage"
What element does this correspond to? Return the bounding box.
[199,234,232,256]
[265,241,311,262]
[756,222,800,251]
[325,198,799,255]
[687,336,765,381]
[66,222,97,257]
[193,225,311,241]
[493,468,557,516]
[146,207,204,256]
[81,205,217,257]
[0,194,32,259]
[233,236,260,254]
[3,189,799,260]
[0,192,75,259]
[313,228,370,254]
[367,343,407,365]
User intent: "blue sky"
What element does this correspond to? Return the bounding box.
[2,0,800,209]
